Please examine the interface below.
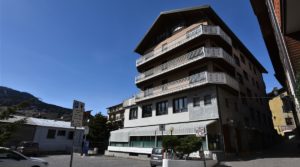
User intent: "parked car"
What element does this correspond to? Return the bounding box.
[17,141,39,156]
[150,148,163,167]
[0,147,48,167]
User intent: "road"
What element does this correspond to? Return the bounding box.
[42,154,149,167]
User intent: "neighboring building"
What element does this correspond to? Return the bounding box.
[250,0,300,128]
[0,116,84,152]
[107,103,125,128]
[106,5,274,158]
[268,88,298,137]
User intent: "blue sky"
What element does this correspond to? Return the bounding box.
[0,0,280,115]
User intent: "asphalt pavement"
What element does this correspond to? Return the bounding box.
[42,154,149,167]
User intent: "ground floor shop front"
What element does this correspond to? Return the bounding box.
[106,120,223,158]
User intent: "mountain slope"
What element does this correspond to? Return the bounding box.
[0,86,72,121]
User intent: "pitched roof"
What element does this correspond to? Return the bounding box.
[134,5,267,73]
[0,115,84,129]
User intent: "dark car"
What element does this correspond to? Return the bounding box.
[17,141,39,156]
[150,148,163,167]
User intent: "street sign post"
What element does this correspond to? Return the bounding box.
[71,100,84,127]
[70,100,85,167]
[195,126,207,167]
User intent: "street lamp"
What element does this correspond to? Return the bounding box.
[169,127,174,136]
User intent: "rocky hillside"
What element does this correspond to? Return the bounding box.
[0,86,72,121]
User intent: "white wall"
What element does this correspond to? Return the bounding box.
[33,126,84,152]
[124,86,219,128]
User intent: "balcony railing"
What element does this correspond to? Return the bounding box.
[135,47,234,83]
[135,72,239,102]
[136,25,232,66]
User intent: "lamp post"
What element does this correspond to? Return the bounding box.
[169,127,174,136]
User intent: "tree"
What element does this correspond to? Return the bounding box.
[162,135,202,159]
[162,135,179,151]
[86,113,109,154]
[176,135,202,159]
[0,100,31,145]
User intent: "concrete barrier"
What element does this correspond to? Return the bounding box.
[162,159,218,167]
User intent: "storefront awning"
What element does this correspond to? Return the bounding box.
[110,120,216,142]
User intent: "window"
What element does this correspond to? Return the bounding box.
[68,131,74,140]
[225,98,229,108]
[243,71,249,80]
[204,95,212,105]
[142,104,152,118]
[236,72,244,85]
[248,62,252,71]
[47,129,56,139]
[173,97,187,113]
[57,130,66,136]
[241,93,247,105]
[255,94,258,102]
[285,117,294,125]
[252,78,255,86]
[156,101,168,115]
[129,107,138,120]
[246,88,252,98]
[234,55,240,66]
[193,97,201,107]
[240,54,246,64]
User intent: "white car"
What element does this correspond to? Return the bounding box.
[0,147,48,167]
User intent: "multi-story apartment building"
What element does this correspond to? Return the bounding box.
[107,103,125,128]
[250,0,300,129]
[106,6,274,158]
[268,88,298,137]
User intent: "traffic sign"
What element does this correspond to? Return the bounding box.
[71,100,84,127]
[195,127,206,137]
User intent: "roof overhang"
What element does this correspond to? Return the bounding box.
[250,0,286,86]
[134,5,267,73]
[283,0,300,35]
[110,120,216,142]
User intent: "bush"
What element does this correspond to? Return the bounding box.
[162,135,202,159]
[162,135,179,150]
[176,135,202,159]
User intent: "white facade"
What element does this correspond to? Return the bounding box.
[33,126,83,152]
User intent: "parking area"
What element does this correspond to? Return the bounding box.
[42,154,149,167]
